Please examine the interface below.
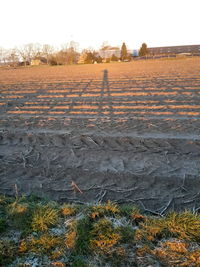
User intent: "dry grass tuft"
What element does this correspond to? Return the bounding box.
[90,200,120,219]
[152,240,200,266]
[90,218,121,255]
[31,204,59,232]
[61,204,76,216]
[135,211,200,242]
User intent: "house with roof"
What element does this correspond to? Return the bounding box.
[31,57,47,66]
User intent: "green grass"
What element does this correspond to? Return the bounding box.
[0,195,200,266]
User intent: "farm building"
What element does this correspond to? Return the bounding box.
[99,46,121,59]
[148,44,200,56]
[31,57,47,66]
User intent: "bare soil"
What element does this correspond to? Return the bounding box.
[0,58,200,212]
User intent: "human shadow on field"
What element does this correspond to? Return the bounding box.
[102,69,109,93]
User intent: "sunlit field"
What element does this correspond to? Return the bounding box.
[0,58,200,118]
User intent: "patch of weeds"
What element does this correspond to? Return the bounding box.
[135,210,200,243]
[119,204,134,217]
[8,201,29,215]
[74,217,92,255]
[68,216,93,266]
[50,249,65,260]
[0,195,7,206]
[26,194,42,204]
[116,225,135,244]
[7,200,33,234]
[90,218,121,255]
[0,240,17,266]
[70,255,88,267]
[166,211,200,241]
[20,233,63,255]
[90,200,120,219]
[31,204,59,232]
[0,218,7,233]
[120,205,145,225]
[60,203,76,216]
[131,207,146,225]
[65,228,77,249]
[51,261,66,267]
[151,240,200,266]
[63,218,77,250]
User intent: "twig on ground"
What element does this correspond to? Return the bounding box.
[71,181,83,194]
[173,173,188,192]
[21,153,26,168]
[96,190,107,203]
[160,198,173,215]
[139,200,163,217]
[14,183,19,199]
[195,206,200,212]
[191,192,200,200]
[116,197,158,205]
[106,187,139,193]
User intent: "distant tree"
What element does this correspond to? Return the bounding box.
[48,55,58,65]
[126,54,132,61]
[17,43,41,66]
[96,56,103,63]
[42,44,54,64]
[7,48,19,66]
[84,51,94,64]
[66,47,79,64]
[52,45,79,65]
[139,43,148,57]
[0,47,9,64]
[66,41,79,64]
[120,42,128,61]
[91,51,99,63]
[111,54,119,61]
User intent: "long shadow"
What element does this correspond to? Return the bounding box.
[101,69,113,116]
[102,69,109,93]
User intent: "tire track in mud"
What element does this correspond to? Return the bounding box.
[1,129,200,211]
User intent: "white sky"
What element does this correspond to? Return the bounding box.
[0,0,200,50]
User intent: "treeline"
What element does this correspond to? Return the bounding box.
[0,42,148,66]
[0,43,79,66]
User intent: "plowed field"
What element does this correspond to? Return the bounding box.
[1,58,200,212]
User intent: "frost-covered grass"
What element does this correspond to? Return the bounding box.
[0,195,200,266]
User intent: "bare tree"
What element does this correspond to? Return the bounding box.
[17,43,42,66]
[0,47,9,65]
[30,43,42,59]
[0,47,5,64]
[42,44,54,64]
[54,41,79,65]
[7,48,19,66]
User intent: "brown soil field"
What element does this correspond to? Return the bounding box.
[0,58,200,212]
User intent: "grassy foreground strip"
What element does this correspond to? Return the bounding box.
[0,195,200,266]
